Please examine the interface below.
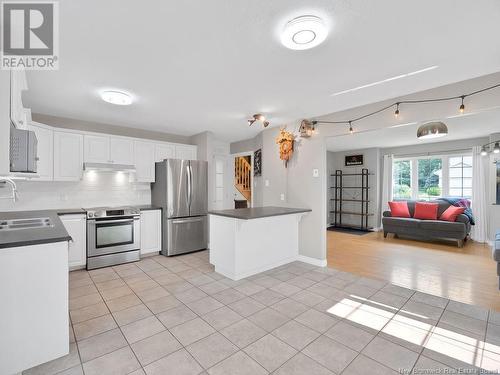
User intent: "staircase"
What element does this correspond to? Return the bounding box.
[235,156,252,203]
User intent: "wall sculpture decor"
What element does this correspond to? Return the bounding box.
[275,129,295,167]
[254,149,262,176]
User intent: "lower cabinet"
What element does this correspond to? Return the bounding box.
[140,209,162,255]
[60,214,87,270]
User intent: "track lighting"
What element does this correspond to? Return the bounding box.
[459,96,465,113]
[394,103,400,118]
[248,114,269,128]
[494,142,500,154]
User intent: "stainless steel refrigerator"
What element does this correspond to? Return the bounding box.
[151,159,208,256]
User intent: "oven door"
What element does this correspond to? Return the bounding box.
[87,217,140,257]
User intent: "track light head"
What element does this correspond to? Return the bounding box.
[480,146,488,156]
[494,142,500,154]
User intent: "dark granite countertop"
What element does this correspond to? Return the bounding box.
[136,205,162,211]
[0,210,72,249]
[208,206,311,220]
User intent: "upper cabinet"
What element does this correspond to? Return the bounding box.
[175,144,197,160]
[155,143,175,162]
[27,122,53,181]
[134,140,156,182]
[84,135,134,165]
[84,134,109,163]
[110,137,134,165]
[54,131,83,181]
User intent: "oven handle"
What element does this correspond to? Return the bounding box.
[89,217,140,223]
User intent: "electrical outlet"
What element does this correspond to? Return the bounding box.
[312,169,319,177]
[280,193,285,201]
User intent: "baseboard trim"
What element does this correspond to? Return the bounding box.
[297,255,327,267]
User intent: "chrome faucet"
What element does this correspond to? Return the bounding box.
[0,178,19,202]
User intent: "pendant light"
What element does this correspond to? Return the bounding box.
[394,103,400,118]
[417,121,448,139]
[459,96,465,113]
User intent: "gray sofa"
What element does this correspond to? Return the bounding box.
[382,200,472,247]
[493,231,500,289]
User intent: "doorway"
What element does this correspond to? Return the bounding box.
[232,153,253,209]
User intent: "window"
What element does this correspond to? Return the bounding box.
[392,153,472,200]
[448,155,472,198]
[417,158,442,199]
[392,160,411,199]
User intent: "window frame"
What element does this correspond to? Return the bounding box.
[392,152,472,200]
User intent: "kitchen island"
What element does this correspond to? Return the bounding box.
[0,210,71,375]
[209,206,311,280]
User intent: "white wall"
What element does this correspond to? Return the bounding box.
[33,113,192,144]
[0,172,150,211]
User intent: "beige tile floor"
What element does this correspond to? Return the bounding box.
[24,250,500,375]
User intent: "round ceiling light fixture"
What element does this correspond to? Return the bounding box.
[101,90,133,105]
[281,15,327,50]
[417,121,448,139]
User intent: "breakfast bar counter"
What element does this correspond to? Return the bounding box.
[209,206,311,280]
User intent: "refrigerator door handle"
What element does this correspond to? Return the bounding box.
[188,163,193,212]
[186,163,191,211]
[170,216,204,224]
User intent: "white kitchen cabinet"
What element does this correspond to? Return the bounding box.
[27,122,53,180]
[110,137,134,164]
[140,209,162,255]
[84,134,110,163]
[175,144,197,160]
[84,134,134,165]
[60,214,87,270]
[155,143,175,162]
[53,131,83,181]
[134,140,156,182]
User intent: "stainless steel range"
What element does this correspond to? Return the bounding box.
[85,206,141,270]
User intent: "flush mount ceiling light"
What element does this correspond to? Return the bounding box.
[248,114,270,127]
[417,121,448,139]
[101,90,133,105]
[281,15,327,50]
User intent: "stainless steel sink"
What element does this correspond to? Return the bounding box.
[0,217,54,231]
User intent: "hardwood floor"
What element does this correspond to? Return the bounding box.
[327,230,500,311]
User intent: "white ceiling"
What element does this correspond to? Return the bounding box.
[23,0,500,142]
[325,108,500,152]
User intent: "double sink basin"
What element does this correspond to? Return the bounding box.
[0,217,54,231]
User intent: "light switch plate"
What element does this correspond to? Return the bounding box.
[265,179,270,187]
[280,193,285,201]
[312,169,319,177]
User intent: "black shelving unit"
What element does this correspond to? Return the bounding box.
[330,168,373,230]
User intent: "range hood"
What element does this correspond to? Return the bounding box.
[83,162,136,172]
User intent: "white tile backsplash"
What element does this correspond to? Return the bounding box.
[0,171,151,211]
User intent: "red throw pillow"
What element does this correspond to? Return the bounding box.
[388,201,411,218]
[413,202,439,220]
[440,206,465,222]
